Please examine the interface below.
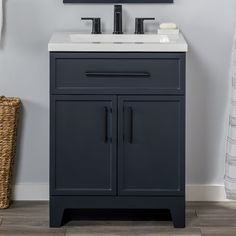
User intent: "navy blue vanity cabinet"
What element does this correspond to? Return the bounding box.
[50,52,186,228]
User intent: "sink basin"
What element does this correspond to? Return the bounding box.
[70,34,171,44]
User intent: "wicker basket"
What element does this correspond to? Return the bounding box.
[0,96,20,209]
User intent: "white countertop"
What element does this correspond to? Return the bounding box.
[48,32,188,52]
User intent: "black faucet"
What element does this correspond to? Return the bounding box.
[81,18,101,34]
[113,5,123,34]
[135,18,155,34]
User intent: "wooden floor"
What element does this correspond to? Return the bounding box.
[0,202,235,235]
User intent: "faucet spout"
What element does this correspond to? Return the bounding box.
[113,5,123,34]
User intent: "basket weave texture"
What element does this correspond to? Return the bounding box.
[0,96,20,209]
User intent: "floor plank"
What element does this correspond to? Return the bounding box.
[188,202,236,217]
[201,227,236,236]
[0,201,48,217]
[65,225,201,236]
[190,215,236,227]
[0,226,65,236]
[0,201,235,235]
[1,215,49,228]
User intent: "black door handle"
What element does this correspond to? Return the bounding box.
[128,107,133,144]
[104,107,108,143]
[86,72,150,78]
[104,106,112,143]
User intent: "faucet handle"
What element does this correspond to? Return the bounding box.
[135,18,155,34]
[81,18,101,34]
[113,5,123,34]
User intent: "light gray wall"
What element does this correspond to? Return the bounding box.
[0,0,236,189]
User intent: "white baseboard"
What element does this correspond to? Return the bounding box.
[186,184,232,201]
[13,184,49,201]
[12,184,234,201]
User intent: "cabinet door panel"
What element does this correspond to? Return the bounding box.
[118,96,185,196]
[50,95,117,195]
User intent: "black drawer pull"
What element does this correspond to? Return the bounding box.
[85,72,150,78]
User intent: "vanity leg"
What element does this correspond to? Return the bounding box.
[50,204,65,227]
[170,204,186,228]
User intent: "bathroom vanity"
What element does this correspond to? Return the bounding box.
[49,32,188,228]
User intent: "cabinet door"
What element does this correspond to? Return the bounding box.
[118,96,185,196]
[50,95,117,195]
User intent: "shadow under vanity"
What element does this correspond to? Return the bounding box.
[49,5,188,228]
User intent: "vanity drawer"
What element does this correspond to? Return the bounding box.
[50,53,185,94]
